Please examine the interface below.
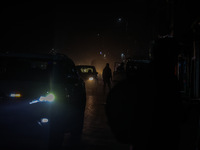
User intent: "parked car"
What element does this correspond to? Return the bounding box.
[126,59,151,79]
[0,52,86,150]
[76,65,98,85]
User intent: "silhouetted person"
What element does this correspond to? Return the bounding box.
[102,63,112,91]
[105,37,185,150]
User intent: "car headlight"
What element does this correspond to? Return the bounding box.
[41,118,49,123]
[37,117,49,126]
[89,77,94,81]
[29,93,55,104]
[39,93,55,102]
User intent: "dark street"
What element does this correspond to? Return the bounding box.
[1,2,200,150]
[65,77,200,150]
[69,80,130,150]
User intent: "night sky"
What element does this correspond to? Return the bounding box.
[1,2,200,70]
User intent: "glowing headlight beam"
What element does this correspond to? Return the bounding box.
[39,93,55,102]
[41,118,49,123]
[89,77,94,81]
[29,93,55,105]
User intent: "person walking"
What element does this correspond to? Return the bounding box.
[102,63,112,92]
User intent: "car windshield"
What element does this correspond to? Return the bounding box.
[77,66,95,74]
[0,57,54,81]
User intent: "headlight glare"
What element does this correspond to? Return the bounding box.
[89,77,94,81]
[39,93,55,102]
[41,118,49,123]
[29,93,55,105]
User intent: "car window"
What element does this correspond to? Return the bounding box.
[76,66,96,74]
[80,67,94,73]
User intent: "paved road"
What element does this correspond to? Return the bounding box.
[3,78,200,150]
[78,79,200,150]
[79,80,130,150]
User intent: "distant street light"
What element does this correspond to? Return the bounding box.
[117,17,129,59]
[121,53,125,61]
[117,17,122,23]
[117,17,128,32]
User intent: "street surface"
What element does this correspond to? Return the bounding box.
[0,79,128,150]
[77,78,200,150]
[78,80,130,150]
[4,77,199,150]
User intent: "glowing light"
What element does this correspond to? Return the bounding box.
[89,77,94,81]
[39,93,55,102]
[10,93,21,98]
[118,18,122,22]
[41,118,49,123]
[29,100,39,104]
[29,93,55,104]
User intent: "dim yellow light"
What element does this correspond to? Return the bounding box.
[10,93,21,98]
